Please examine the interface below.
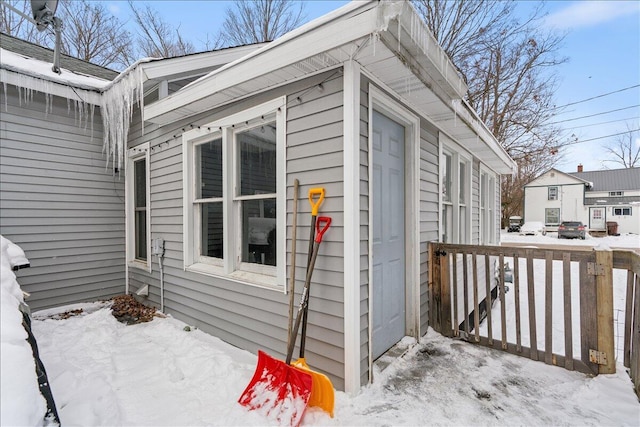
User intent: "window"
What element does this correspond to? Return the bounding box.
[613,207,632,216]
[183,98,285,288]
[441,152,453,242]
[545,208,560,225]
[440,141,471,244]
[548,186,558,200]
[609,191,624,196]
[480,168,497,245]
[458,159,469,243]
[126,143,150,270]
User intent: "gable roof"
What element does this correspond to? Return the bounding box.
[0,32,118,81]
[569,167,640,192]
[143,0,516,174]
[524,168,592,187]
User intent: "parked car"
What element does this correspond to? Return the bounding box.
[558,221,586,239]
[507,216,522,232]
[519,221,547,236]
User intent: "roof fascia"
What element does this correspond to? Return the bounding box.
[140,44,268,82]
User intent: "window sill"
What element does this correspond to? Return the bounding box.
[128,260,151,273]
[185,262,282,291]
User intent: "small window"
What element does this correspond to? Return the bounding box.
[613,207,631,216]
[548,186,558,200]
[609,191,623,196]
[545,208,560,225]
[134,158,147,260]
[127,144,150,270]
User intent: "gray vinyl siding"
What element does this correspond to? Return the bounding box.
[125,71,348,390]
[359,77,370,386]
[419,122,439,335]
[472,159,480,244]
[0,86,125,310]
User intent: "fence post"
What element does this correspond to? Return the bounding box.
[429,243,442,333]
[595,248,616,375]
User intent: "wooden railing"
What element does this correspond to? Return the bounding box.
[428,242,640,398]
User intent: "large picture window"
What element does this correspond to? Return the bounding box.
[183,98,285,288]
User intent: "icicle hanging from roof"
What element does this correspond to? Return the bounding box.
[100,65,145,172]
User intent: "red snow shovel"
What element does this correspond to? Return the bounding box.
[238,217,332,426]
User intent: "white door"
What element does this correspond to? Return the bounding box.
[372,110,405,360]
[590,207,606,230]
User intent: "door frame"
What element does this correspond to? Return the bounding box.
[367,85,420,380]
[589,206,606,230]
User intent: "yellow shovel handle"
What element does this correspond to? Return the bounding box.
[308,188,325,216]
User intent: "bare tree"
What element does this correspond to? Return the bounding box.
[218,0,306,46]
[129,1,195,58]
[58,0,134,69]
[1,0,134,70]
[413,0,568,226]
[602,122,640,168]
[1,0,54,45]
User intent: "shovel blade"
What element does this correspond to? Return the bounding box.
[291,358,335,417]
[239,351,313,426]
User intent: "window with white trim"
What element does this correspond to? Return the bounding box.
[613,207,631,216]
[441,151,453,243]
[183,98,285,288]
[480,168,497,245]
[609,191,623,197]
[545,208,560,225]
[126,144,150,270]
[440,142,471,244]
[548,186,558,200]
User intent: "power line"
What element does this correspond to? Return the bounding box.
[547,104,640,125]
[551,84,640,110]
[564,128,640,146]
[564,116,638,130]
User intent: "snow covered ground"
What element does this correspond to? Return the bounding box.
[500,229,639,250]
[2,232,639,426]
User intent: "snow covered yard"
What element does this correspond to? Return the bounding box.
[2,231,639,426]
[25,304,640,426]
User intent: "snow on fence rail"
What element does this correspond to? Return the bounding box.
[428,243,640,399]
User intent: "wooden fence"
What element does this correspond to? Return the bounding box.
[428,242,640,398]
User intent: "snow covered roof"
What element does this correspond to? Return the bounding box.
[0,48,110,104]
[0,33,118,81]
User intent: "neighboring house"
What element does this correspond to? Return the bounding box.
[0,1,516,394]
[523,165,640,234]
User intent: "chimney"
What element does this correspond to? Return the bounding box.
[577,164,583,172]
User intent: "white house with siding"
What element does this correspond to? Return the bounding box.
[523,166,640,234]
[0,1,516,394]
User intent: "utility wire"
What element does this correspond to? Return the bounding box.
[547,104,640,125]
[551,84,640,110]
[563,116,637,130]
[564,128,640,146]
